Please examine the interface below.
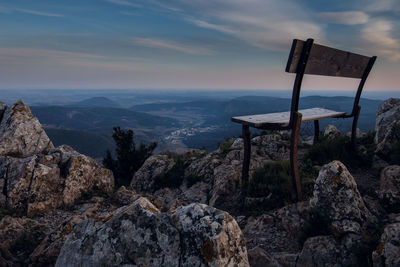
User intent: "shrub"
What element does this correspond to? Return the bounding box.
[103,126,157,188]
[247,161,296,209]
[304,132,376,168]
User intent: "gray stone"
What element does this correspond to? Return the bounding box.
[324,124,341,139]
[0,145,114,216]
[310,161,372,235]
[378,165,400,212]
[56,198,249,267]
[375,98,400,144]
[130,155,175,192]
[0,100,53,157]
[375,98,400,161]
[372,222,400,267]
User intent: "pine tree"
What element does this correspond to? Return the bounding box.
[103,126,157,188]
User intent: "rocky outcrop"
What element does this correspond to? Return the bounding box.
[0,101,114,217]
[375,98,400,162]
[0,145,114,216]
[0,100,53,157]
[130,133,293,212]
[55,198,249,267]
[372,222,400,267]
[378,165,400,212]
[310,160,372,235]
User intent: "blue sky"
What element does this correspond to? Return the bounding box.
[0,0,399,90]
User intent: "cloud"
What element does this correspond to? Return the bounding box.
[105,0,141,8]
[318,11,369,25]
[362,19,400,61]
[160,0,324,51]
[132,37,215,55]
[14,8,63,17]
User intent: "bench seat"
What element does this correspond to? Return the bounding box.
[231,107,346,128]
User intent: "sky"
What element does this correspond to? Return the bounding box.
[0,0,399,91]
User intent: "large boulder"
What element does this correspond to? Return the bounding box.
[0,145,114,216]
[310,161,372,235]
[372,222,400,267]
[55,198,249,267]
[378,165,400,212]
[130,155,175,192]
[375,98,400,162]
[0,100,53,157]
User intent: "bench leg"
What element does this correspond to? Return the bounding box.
[290,112,302,201]
[242,125,251,196]
[314,120,319,144]
[351,106,361,149]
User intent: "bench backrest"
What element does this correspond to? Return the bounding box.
[285,38,376,126]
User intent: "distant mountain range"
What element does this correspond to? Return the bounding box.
[71,97,121,108]
[29,95,382,158]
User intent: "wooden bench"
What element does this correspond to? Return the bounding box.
[232,38,376,200]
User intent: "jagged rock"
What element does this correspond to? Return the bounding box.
[30,199,117,267]
[310,161,372,235]
[324,124,341,139]
[297,234,361,267]
[247,247,279,267]
[0,216,48,266]
[112,186,140,206]
[130,154,175,192]
[0,145,114,216]
[375,98,400,144]
[375,98,400,162]
[372,222,400,267]
[55,198,249,267]
[0,100,53,157]
[243,201,310,259]
[56,145,114,206]
[378,165,400,212]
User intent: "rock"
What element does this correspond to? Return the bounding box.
[55,198,249,267]
[378,165,400,212]
[375,98,400,162]
[297,235,341,266]
[0,100,53,157]
[375,98,400,144]
[57,145,114,206]
[0,216,48,266]
[130,155,175,192]
[310,161,372,235]
[0,145,114,216]
[372,222,400,267]
[112,186,140,206]
[324,124,341,139]
[247,247,279,267]
[243,201,310,256]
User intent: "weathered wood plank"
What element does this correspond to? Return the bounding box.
[286,39,371,78]
[231,108,346,128]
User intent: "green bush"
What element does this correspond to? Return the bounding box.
[103,126,157,188]
[245,160,318,212]
[247,161,296,208]
[218,138,234,156]
[304,132,376,168]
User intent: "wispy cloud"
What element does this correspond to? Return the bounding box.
[160,0,324,51]
[318,11,369,25]
[362,19,400,61]
[14,8,63,17]
[132,37,215,55]
[105,0,141,8]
